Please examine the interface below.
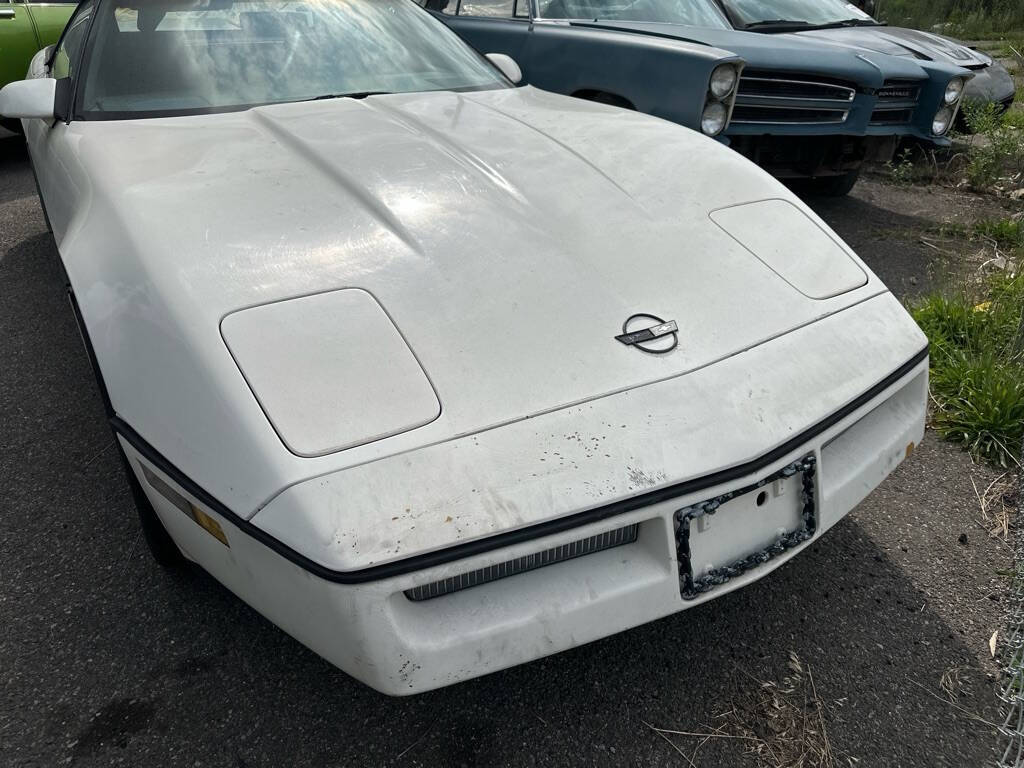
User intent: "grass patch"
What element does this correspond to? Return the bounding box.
[958,101,1024,190]
[886,147,916,185]
[910,264,1024,468]
[974,217,1024,247]
[878,0,1024,36]
[876,105,1024,191]
[940,216,1024,248]
[1004,110,1024,130]
[996,38,1024,57]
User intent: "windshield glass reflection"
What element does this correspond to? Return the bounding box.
[81,0,507,116]
[720,0,877,26]
[535,0,730,28]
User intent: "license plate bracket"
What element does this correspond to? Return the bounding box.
[675,455,817,600]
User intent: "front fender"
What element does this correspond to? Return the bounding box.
[524,24,740,130]
[907,60,973,143]
[440,16,742,133]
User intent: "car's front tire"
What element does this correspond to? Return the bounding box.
[0,118,24,136]
[802,168,861,197]
[117,444,185,567]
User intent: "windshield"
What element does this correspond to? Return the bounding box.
[719,0,878,27]
[78,0,507,118]
[535,0,731,28]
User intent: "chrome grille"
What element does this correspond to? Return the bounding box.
[404,523,640,601]
[731,105,849,124]
[738,76,855,102]
[870,80,920,125]
[733,73,855,125]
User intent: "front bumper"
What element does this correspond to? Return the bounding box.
[118,292,929,695]
[121,352,925,695]
[728,133,896,178]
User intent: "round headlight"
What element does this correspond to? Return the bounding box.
[701,101,728,136]
[932,106,954,135]
[944,77,964,105]
[709,64,738,99]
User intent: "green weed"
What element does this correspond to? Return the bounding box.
[878,1,1024,36]
[958,101,1024,189]
[935,218,1024,248]
[911,267,1024,468]
[886,148,916,185]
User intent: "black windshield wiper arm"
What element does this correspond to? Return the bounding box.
[743,17,882,31]
[742,18,816,29]
[303,91,391,102]
[810,18,882,28]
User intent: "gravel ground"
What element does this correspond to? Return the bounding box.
[0,127,1014,767]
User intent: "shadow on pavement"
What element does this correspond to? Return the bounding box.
[0,175,1002,768]
[0,131,34,206]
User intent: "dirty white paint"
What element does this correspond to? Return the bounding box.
[20,66,928,694]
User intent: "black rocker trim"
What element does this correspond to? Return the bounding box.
[108,344,929,585]
[69,291,114,417]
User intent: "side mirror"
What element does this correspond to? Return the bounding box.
[485,53,523,85]
[0,78,57,120]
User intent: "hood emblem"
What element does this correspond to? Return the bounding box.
[616,314,678,355]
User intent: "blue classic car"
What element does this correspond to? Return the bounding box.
[713,0,1015,115]
[425,0,972,195]
[423,0,746,139]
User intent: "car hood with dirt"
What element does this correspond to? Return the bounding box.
[792,26,1015,109]
[40,85,914,523]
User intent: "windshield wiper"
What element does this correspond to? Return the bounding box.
[744,17,882,31]
[303,91,391,102]
[811,18,882,28]
[742,19,815,29]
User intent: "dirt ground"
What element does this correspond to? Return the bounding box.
[810,174,1021,296]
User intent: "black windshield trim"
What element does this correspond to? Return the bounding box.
[75,82,506,121]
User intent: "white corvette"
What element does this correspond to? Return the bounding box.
[2,0,927,695]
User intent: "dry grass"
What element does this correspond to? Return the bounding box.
[647,653,857,767]
[726,654,854,768]
[972,472,1018,540]
[939,664,967,701]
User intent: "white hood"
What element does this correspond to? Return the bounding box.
[62,86,885,512]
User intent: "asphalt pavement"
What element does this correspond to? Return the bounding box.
[0,127,1011,767]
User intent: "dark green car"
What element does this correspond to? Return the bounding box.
[0,0,76,131]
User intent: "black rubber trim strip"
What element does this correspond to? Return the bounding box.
[68,291,114,417]
[111,344,929,584]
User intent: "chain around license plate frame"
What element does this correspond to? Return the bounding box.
[675,454,817,600]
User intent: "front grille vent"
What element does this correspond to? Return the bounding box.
[731,105,848,124]
[733,73,855,125]
[869,108,915,125]
[738,74,856,102]
[404,523,639,601]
